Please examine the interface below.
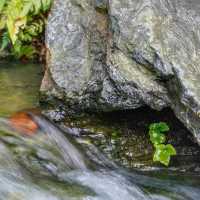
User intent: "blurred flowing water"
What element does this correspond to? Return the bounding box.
[0,62,199,200]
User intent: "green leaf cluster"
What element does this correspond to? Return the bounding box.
[149,122,176,166]
[0,0,52,59]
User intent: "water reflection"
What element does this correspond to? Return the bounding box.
[0,62,42,117]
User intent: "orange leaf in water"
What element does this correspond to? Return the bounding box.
[9,112,38,136]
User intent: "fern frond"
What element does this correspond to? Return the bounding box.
[0,0,53,59]
[0,31,10,50]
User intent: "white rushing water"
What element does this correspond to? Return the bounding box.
[0,113,199,200]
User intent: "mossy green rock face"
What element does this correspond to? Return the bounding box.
[43,0,200,144]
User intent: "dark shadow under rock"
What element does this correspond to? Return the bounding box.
[43,106,200,173]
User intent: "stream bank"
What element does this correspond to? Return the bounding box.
[0,62,200,199]
[0,61,200,173]
[43,106,200,173]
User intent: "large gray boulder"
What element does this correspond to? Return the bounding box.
[41,0,200,144]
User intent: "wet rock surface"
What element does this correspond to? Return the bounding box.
[44,107,200,173]
[42,0,200,144]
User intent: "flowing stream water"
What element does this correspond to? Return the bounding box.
[0,62,199,200]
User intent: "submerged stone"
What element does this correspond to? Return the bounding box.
[45,108,200,172]
[42,0,200,144]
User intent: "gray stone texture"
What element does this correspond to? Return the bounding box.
[42,0,200,144]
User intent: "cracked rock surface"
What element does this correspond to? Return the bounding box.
[41,0,200,144]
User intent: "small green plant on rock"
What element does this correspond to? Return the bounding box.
[148,122,176,166]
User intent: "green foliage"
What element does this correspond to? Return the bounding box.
[153,144,176,166]
[12,40,36,59]
[0,31,10,50]
[0,0,6,12]
[149,122,169,145]
[0,0,52,59]
[148,122,176,166]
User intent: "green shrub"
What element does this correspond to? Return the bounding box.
[148,122,176,166]
[0,0,52,60]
